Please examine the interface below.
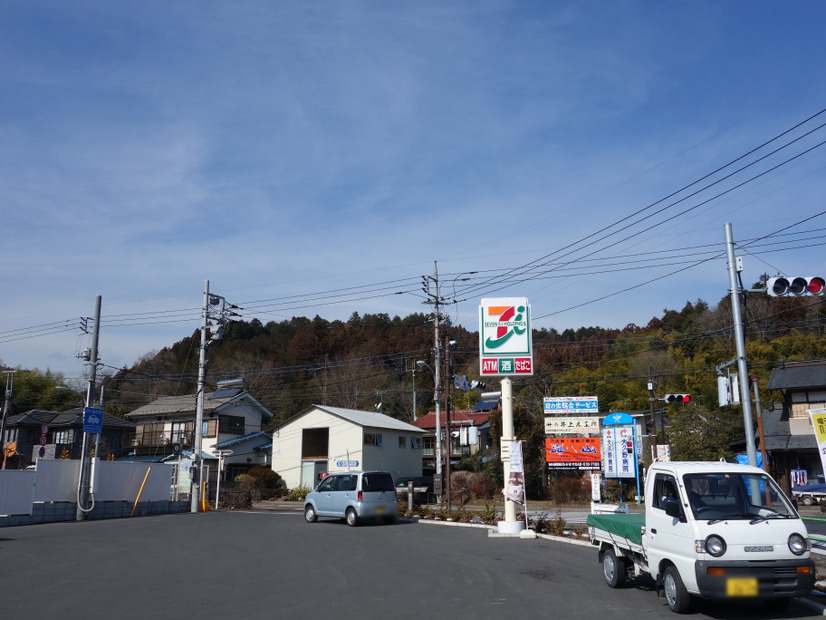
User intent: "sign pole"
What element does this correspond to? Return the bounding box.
[502,377,517,523]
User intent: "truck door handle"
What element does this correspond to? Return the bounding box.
[650,528,657,534]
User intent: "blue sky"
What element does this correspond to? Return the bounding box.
[2,1,826,381]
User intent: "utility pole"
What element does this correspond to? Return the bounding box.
[647,366,660,450]
[192,281,209,513]
[0,370,16,469]
[724,223,759,468]
[444,338,452,512]
[422,262,443,501]
[411,362,417,422]
[191,281,241,513]
[77,295,101,520]
[752,375,768,471]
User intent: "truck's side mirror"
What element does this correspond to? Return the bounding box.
[665,498,684,521]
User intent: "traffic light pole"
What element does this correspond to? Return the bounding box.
[724,223,759,468]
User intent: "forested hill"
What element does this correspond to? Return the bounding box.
[97,287,826,431]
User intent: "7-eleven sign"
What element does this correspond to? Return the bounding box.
[479,298,533,376]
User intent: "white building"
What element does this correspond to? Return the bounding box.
[271,405,425,489]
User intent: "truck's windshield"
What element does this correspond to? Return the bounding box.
[683,472,796,522]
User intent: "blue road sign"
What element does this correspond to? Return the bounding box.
[84,407,104,434]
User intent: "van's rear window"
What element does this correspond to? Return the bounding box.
[363,473,394,492]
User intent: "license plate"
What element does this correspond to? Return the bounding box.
[375,505,385,514]
[726,577,758,597]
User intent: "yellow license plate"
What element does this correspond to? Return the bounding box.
[375,506,385,514]
[726,577,758,597]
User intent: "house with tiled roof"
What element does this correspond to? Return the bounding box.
[271,405,424,489]
[2,408,135,468]
[123,379,274,482]
[762,359,826,494]
[412,408,493,476]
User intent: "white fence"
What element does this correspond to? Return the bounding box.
[0,460,177,517]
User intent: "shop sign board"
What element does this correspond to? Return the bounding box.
[479,298,533,376]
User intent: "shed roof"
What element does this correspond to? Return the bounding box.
[277,405,423,434]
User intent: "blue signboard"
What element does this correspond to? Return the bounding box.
[543,396,599,414]
[84,407,104,434]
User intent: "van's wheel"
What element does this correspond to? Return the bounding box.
[802,495,815,506]
[346,508,359,527]
[663,566,693,613]
[304,504,317,523]
[602,548,626,587]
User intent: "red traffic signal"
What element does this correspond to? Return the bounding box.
[767,276,825,297]
[665,394,691,403]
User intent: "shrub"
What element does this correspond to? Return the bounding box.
[288,485,311,502]
[469,475,499,500]
[530,512,552,534]
[246,465,284,490]
[548,509,566,536]
[450,471,474,507]
[234,473,256,490]
[480,499,499,524]
[546,475,589,505]
[219,490,253,510]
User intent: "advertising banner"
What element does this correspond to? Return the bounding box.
[543,396,598,414]
[809,409,826,480]
[545,437,601,469]
[479,298,533,376]
[506,441,525,505]
[544,416,600,435]
[602,425,635,478]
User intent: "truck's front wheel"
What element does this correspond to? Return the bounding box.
[663,566,692,614]
[602,548,626,588]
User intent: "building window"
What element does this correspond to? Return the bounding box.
[364,433,383,446]
[53,430,71,444]
[218,415,245,435]
[172,421,194,446]
[422,436,434,455]
[411,437,420,449]
[202,419,218,438]
[398,436,406,448]
[791,391,826,419]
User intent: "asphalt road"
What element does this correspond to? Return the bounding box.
[0,509,821,619]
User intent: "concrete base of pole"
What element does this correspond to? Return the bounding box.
[519,528,537,539]
[497,520,525,535]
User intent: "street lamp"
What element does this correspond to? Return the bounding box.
[416,360,442,495]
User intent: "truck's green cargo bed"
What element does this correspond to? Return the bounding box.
[586,512,645,545]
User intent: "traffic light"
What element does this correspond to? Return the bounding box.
[665,394,691,404]
[625,440,634,455]
[766,276,825,297]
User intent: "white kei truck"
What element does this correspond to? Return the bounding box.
[587,461,815,614]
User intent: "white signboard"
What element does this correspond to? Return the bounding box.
[591,473,601,502]
[543,396,598,414]
[602,425,635,478]
[479,297,533,376]
[544,416,600,435]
